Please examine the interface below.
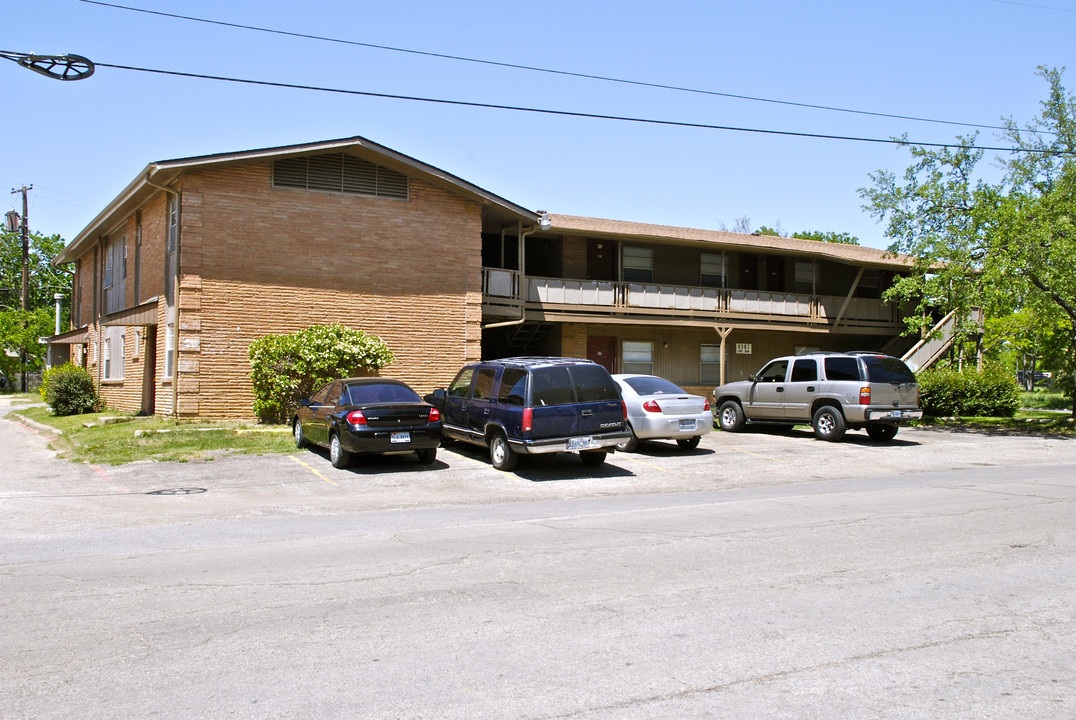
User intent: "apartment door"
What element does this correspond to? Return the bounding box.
[141,326,157,415]
[587,336,617,374]
[587,239,618,281]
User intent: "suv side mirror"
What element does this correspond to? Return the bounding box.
[748,374,757,382]
[424,388,446,406]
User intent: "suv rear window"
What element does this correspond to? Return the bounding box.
[824,357,861,381]
[569,364,621,402]
[862,356,916,383]
[531,367,576,406]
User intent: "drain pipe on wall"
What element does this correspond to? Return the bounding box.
[483,215,546,330]
[145,171,181,417]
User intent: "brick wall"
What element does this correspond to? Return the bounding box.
[166,159,483,418]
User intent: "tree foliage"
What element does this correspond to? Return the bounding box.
[0,230,71,312]
[248,323,395,423]
[0,307,54,387]
[791,230,861,245]
[860,67,1076,416]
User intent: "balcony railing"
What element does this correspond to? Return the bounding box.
[483,268,904,326]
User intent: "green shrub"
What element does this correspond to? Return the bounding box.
[40,363,100,416]
[248,323,395,423]
[917,365,1020,418]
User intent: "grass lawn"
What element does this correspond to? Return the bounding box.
[12,405,294,465]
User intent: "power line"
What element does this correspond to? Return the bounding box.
[80,0,1020,135]
[94,61,1063,154]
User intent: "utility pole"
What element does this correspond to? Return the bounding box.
[10,185,32,392]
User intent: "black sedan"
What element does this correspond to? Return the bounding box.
[292,378,442,468]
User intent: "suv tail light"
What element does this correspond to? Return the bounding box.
[428,407,441,423]
[642,400,662,413]
[622,400,628,420]
[859,386,871,405]
[346,410,368,425]
[522,407,533,432]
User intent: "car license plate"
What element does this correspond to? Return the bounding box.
[566,436,597,451]
[390,431,411,444]
[890,411,904,418]
[679,419,697,431]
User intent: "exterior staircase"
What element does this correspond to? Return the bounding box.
[901,308,984,372]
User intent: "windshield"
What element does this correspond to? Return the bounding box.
[862,356,916,384]
[624,376,684,396]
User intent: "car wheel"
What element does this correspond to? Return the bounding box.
[293,419,306,449]
[329,433,352,469]
[579,450,607,467]
[866,424,899,442]
[416,447,437,465]
[812,405,846,442]
[717,400,746,432]
[489,432,518,472]
[615,425,639,453]
[676,436,701,450]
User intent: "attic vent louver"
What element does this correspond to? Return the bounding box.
[273,153,409,199]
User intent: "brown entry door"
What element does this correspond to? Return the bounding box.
[587,239,618,281]
[587,336,617,374]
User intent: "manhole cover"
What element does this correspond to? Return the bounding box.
[146,487,207,495]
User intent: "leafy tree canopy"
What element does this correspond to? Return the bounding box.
[0,230,71,311]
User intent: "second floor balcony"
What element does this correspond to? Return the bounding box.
[482,268,908,330]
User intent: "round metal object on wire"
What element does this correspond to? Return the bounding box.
[3,51,95,81]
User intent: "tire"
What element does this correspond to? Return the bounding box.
[717,400,746,432]
[615,425,639,452]
[416,447,437,465]
[293,419,306,449]
[676,436,701,450]
[579,450,608,467]
[812,405,846,442]
[329,433,352,469]
[866,424,899,442]
[489,432,518,472]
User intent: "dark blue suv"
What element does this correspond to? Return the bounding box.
[427,357,630,471]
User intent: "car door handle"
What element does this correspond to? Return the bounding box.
[776,387,784,392]
[807,386,816,392]
[581,410,593,416]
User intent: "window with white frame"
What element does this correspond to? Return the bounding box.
[164,322,175,379]
[622,340,654,375]
[701,344,723,385]
[622,246,653,283]
[103,326,124,380]
[700,253,727,288]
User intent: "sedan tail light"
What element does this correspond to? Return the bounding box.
[346,410,368,426]
[859,387,871,405]
[642,400,662,413]
[703,399,711,412]
[428,407,441,423]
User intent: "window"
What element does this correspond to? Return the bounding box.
[757,360,788,383]
[448,368,475,398]
[622,246,653,283]
[790,358,818,383]
[165,196,179,306]
[531,367,575,407]
[497,368,528,406]
[273,153,409,199]
[824,357,860,382]
[569,365,620,402]
[472,368,497,400]
[102,326,124,380]
[622,340,653,375]
[794,261,817,292]
[700,253,727,288]
[700,344,722,385]
[103,242,113,289]
[121,237,128,279]
[164,322,175,379]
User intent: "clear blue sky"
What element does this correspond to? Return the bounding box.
[3,0,1074,250]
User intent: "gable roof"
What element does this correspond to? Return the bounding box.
[56,135,540,264]
[547,214,914,269]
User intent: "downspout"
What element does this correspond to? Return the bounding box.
[145,171,181,417]
[483,215,545,330]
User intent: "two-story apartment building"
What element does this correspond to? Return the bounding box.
[50,135,915,418]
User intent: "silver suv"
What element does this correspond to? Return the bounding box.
[713,351,921,442]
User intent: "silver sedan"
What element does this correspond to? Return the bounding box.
[612,374,713,452]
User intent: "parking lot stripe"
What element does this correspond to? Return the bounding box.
[616,455,683,477]
[729,447,784,462]
[288,455,338,486]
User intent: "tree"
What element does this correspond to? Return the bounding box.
[792,230,861,245]
[1,229,71,390]
[860,67,1076,417]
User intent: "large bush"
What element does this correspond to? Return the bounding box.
[249,324,395,423]
[39,363,99,416]
[917,365,1020,418]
